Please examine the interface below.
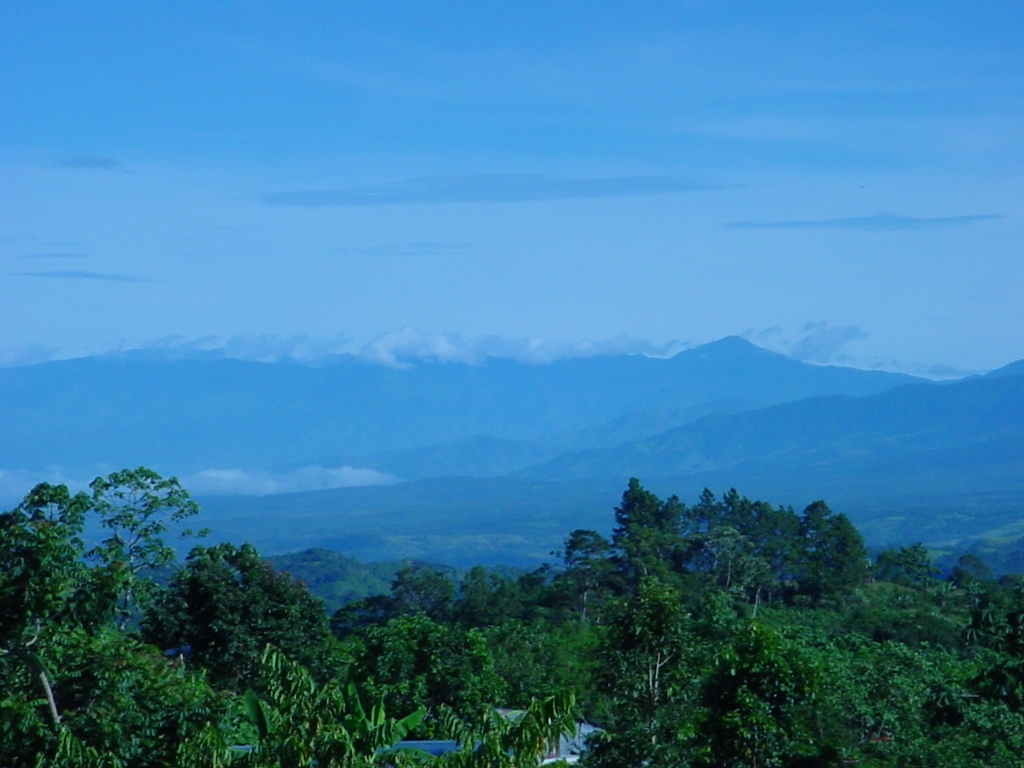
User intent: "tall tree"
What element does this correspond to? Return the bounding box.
[611,479,684,588]
[392,564,456,621]
[454,566,523,627]
[0,482,88,649]
[796,501,869,602]
[588,577,694,767]
[86,467,203,629]
[0,483,90,740]
[874,543,940,588]
[142,542,336,690]
[553,529,614,621]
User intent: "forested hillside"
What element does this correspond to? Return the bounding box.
[264,548,404,613]
[6,469,1024,766]
[523,372,1024,484]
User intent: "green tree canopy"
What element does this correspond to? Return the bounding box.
[142,542,336,690]
[611,478,685,588]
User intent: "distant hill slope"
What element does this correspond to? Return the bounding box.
[341,404,766,479]
[265,548,403,614]
[986,359,1024,379]
[188,372,1024,565]
[519,373,1024,484]
[0,337,921,476]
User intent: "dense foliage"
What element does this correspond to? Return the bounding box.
[0,470,572,767]
[329,479,1024,767]
[142,542,337,690]
[6,470,1024,767]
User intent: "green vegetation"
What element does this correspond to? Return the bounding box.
[264,548,401,614]
[0,469,574,767]
[6,469,1024,766]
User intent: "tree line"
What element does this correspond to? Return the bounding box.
[4,470,1024,766]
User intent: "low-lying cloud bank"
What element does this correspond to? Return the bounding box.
[0,332,688,369]
[745,323,976,379]
[102,334,357,365]
[356,329,686,368]
[0,464,400,506]
[2,329,974,377]
[182,465,400,496]
[0,467,90,507]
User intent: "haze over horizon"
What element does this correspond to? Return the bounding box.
[2,2,1022,375]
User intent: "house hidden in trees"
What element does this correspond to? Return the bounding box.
[394,717,599,764]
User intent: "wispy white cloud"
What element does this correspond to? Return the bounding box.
[38,331,688,368]
[358,328,679,368]
[262,174,734,207]
[726,213,1003,231]
[744,323,977,378]
[182,465,399,496]
[746,322,868,365]
[789,322,868,363]
[0,468,90,506]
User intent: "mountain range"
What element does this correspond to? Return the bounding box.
[0,336,920,476]
[2,337,1022,566]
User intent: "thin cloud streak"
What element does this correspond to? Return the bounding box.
[13,270,146,282]
[725,213,1003,231]
[262,174,736,207]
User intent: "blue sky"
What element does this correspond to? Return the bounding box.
[1,1,1022,374]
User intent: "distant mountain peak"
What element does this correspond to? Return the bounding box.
[671,335,778,362]
[694,336,763,353]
